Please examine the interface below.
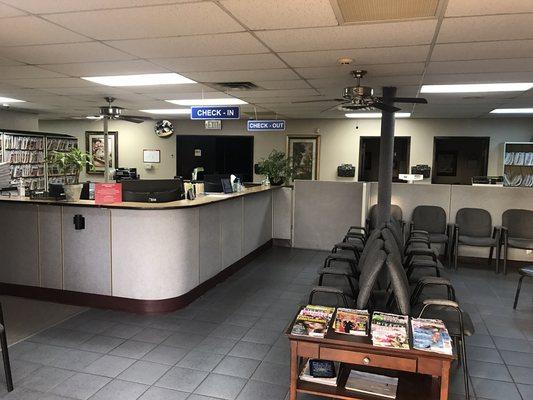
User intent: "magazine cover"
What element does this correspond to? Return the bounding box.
[411,318,453,355]
[290,305,335,338]
[333,308,369,336]
[371,312,409,349]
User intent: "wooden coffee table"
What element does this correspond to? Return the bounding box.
[286,314,455,400]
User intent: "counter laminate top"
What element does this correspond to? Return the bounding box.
[0,184,281,210]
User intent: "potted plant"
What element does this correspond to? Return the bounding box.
[47,148,93,201]
[257,149,295,185]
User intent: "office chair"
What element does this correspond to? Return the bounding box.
[501,209,533,275]
[0,302,13,392]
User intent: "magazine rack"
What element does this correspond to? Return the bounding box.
[286,308,454,400]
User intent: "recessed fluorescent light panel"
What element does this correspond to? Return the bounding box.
[421,83,533,93]
[82,73,195,87]
[86,116,103,120]
[0,96,25,103]
[490,108,533,114]
[140,109,191,115]
[166,98,247,106]
[345,112,411,119]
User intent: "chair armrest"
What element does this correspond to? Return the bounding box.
[418,276,452,285]
[311,286,346,295]
[422,299,460,308]
[411,277,455,305]
[411,229,429,236]
[319,267,356,277]
[407,247,438,259]
[344,232,366,242]
[348,226,367,235]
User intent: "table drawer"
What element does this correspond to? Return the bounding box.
[320,347,417,373]
[298,342,319,358]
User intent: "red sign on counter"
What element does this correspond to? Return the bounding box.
[95,183,122,204]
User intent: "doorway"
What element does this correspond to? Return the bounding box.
[358,136,411,182]
[432,137,490,185]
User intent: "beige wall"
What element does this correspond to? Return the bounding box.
[40,117,533,182]
[1,110,39,131]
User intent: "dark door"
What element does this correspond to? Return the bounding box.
[358,136,411,182]
[432,137,490,185]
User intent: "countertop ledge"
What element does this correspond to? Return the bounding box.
[0,185,283,210]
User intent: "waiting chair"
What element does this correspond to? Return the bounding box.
[453,208,500,272]
[409,205,452,264]
[501,209,533,275]
[0,302,13,392]
[513,266,533,309]
[366,204,403,232]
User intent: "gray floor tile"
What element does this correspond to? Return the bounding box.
[264,346,289,366]
[508,365,533,384]
[471,377,522,400]
[88,379,148,400]
[517,384,533,399]
[235,380,288,400]
[213,356,261,379]
[465,333,495,349]
[109,340,156,359]
[83,355,135,378]
[18,366,74,392]
[2,359,41,384]
[162,332,207,350]
[101,324,143,340]
[187,395,222,400]
[501,350,533,368]
[155,367,208,392]
[77,335,125,354]
[466,346,503,364]
[225,314,259,328]
[250,361,290,388]
[49,372,111,400]
[194,337,237,355]
[141,345,189,366]
[228,342,271,360]
[467,360,513,382]
[47,348,102,371]
[176,351,224,372]
[241,328,280,345]
[492,336,533,353]
[138,387,189,400]
[131,328,174,344]
[118,360,171,385]
[209,324,249,340]
[193,373,247,400]
[174,320,218,335]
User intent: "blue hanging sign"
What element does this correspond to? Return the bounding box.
[190,106,240,120]
[247,120,286,131]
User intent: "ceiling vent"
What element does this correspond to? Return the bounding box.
[332,0,439,23]
[213,82,259,90]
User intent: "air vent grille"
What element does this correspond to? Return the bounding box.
[214,81,259,90]
[335,0,438,23]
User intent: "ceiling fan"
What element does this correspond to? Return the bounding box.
[293,70,428,113]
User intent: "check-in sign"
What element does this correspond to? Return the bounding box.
[247,120,286,131]
[191,106,240,120]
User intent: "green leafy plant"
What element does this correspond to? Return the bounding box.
[257,149,296,185]
[46,148,94,185]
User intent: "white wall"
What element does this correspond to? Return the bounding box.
[0,110,39,131]
[40,117,533,182]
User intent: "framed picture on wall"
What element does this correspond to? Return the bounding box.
[85,131,118,174]
[435,150,457,176]
[287,135,320,180]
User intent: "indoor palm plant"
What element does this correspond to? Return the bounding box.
[47,148,93,201]
[257,149,295,185]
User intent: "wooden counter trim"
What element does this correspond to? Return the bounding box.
[0,239,273,314]
[0,185,283,210]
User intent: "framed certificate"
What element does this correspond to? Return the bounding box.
[143,149,161,163]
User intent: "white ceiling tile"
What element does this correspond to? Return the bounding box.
[423,71,533,84]
[427,58,533,74]
[432,40,533,61]
[40,87,135,96]
[220,0,337,29]
[438,14,533,43]
[0,77,98,89]
[0,3,27,17]
[132,83,215,95]
[0,65,66,79]
[0,0,198,14]
[183,68,299,82]
[44,3,243,40]
[296,63,426,79]
[445,0,533,17]
[105,33,268,58]
[0,16,88,46]
[151,53,285,72]
[256,20,437,52]
[255,80,311,90]
[144,91,235,101]
[40,60,168,77]
[237,89,320,98]
[279,45,430,68]
[421,92,516,105]
[0,56,22,66]
[0,42,135,64]
[309,75,422,88]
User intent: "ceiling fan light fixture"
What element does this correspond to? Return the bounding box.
[82,73,196,87]
[421,83,533,93]
[140,109,191,115]
[490,108,533,114]
[337,57,354,65]
[166,98,247,106]
[345,112,411,119]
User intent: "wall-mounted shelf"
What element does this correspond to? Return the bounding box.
[502,142,533,187]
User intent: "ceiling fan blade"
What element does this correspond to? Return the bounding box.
[393,97,428,104]
[320,101,351,113]
[121,115,151,124]
[292,98,345,104]
[372,102,401,113]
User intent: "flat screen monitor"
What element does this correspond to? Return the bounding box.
[122,179,185,203]
[203,174,243,193]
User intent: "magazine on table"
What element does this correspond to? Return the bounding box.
[300,360,339,386]
[291,305,335,338]
[411,318,453,355]
[333,308,369,336]
[371,312,409,349]
[344,369,398,399]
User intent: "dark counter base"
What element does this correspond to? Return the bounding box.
[0,239,273,314]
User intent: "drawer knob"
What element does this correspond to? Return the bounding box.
[363,357,371,365]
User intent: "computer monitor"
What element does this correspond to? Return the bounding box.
[122,179,185,203]
[203,174,244,193]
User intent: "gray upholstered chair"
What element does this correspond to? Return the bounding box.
[501,209,533,275]
[366,204,403,232]
[0,302,13,392]
[409,205,452,264]
[453,208,500,272]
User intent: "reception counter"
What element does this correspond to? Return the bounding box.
[0,186,285,313]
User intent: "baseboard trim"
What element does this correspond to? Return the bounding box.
[0,239,273,314]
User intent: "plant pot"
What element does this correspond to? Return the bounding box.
[269,179,284,186]
[63,184,83,202]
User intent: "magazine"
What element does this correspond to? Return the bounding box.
[371,312,409,349]
[300,360,338,387]
[345,369,398,399]
[291,305,335,338]
[333,308,369,336]
[411,318,453,355]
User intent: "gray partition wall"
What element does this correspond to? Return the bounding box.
[293,180,366,250]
